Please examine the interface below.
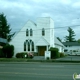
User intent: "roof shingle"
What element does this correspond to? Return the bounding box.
[62,42,80,46]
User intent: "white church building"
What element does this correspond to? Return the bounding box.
[10,17,64,57]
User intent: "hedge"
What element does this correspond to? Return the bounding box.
[2,44,14,58]
[16,52,28,58]
[49,47,60,59]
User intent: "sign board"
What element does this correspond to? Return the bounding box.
[45,51,51,60]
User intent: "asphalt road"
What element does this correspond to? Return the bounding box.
[0,62,80,80]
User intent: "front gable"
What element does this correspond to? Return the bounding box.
[21,20,37,31]
[10,17,64,56]
[10,20,37,43]
[36,37,49,46]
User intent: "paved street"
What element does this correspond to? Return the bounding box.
[0,62,80,80]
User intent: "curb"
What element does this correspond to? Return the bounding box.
[0,59,80,63]
[26,59,80,63]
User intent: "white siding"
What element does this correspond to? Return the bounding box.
[65,46,80,51]
[10,32,25,57]
[37,17,51,43]
[37,17,55,47]
[10,17,64,57]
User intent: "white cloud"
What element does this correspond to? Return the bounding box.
[33,0,54,3]
[0,0,35,16]
[60,0,71,5]
[9,16,16,19]
[0,0,80,39]
[40,13,51,17]
[71,19,80,25]
[72,2,80,8]
[1,1,30,9]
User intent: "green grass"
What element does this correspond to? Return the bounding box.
[0,58,29,62]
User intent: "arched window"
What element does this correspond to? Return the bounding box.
[32,41,34,51]
[26,40,28,51]
[26,29,29,36]
[30,39,32,43]
[28,42,30,51]
[24,42,26,51]
[26,40,28,42]
[30,29,33,36]
[24,39,34,52]
[42,28,45,36]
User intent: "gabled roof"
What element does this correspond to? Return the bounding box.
[10,20,37,41]
[20,20,37,32]
[62,42,80,46]
[36,37,49,46]
[54,36,64,47]
[27,20,37,26]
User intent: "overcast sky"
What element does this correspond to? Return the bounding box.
[0,0,80,41]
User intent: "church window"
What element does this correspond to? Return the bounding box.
[42,28,45,36]
[26,29,29,36]
[24,42,26,51]
[32,41,34,51]
[30,29,33,36]
[24,39,34,52]
[28,42,30,51]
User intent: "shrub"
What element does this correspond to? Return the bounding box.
[16,53,21,58]
[0,48,5,58]
[16,52,28,58]
[46,57,50,60]
[60,52,65,57]
[2,44,14,58]
[49,47,60,59]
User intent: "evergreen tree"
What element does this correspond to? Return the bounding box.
[0,13,15,42]
[64,27,76,42]
[77,39,80,43]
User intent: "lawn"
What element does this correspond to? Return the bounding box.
[0,58,29,62]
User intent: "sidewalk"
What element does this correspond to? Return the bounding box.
[33,56,45,60]
[32,56,80,63]
[56,56,80,61]
[33,56,80,60]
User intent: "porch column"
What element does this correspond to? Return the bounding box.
[34,46,37,52]
[46,45,48,51]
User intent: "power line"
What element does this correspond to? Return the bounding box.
[10,24,80,33]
